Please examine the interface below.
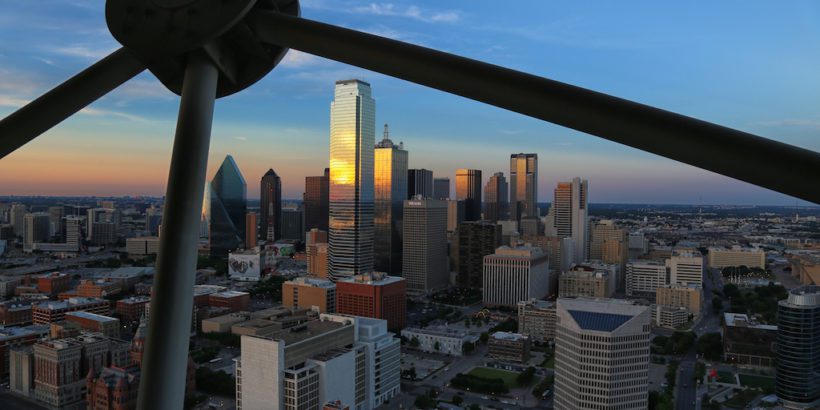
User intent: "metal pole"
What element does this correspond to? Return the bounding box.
[249,12,820,204]
[0,48,144,160]
[137,51,218,410]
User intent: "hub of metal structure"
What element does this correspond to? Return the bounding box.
[106,0,299,98]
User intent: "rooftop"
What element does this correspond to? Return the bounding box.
[491,331,529,341]
[0,324,49,341]
[337,272,404,286]
[36,297,106,310]
[65,310,118,323]
[288,277,335,289]
[723,313,777,330]
[210,290,250,298]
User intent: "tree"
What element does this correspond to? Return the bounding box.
[517,366,536,386]
[434,341,440,351]
[463,341,475,354]
[414,395,436,409]
[712,296,723,314]
[410,336,420,348]
[464,318,471,328]
[452,395,464,406]
[480,332,489,344]
[696,333,723,361]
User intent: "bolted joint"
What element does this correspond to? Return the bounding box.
[106,0,299,98]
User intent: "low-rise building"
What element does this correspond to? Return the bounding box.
[208,291,250,313]
[488,331,531,363]
[558,264,612,298]
[77,279,122,298]
[723,313,777,367]
[0,325,49,381]
[625,260,667,300]
[708,247,766,269]
[116,296,150,325]
[32,298,110,325]
[655,284,702,316]
[201,312,250,334]
[38,272,71,296]
[65,311,121,339]
[650,305,690,329]
[517,299,556,342]
[400,326,478,356]
[0,300,33,326]
[283,277,336,313]
[125,236,160,256]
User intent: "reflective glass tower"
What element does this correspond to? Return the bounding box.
[455,169,482,221]
[510,153,538,221]
[328,79,375,281]
[203,155,247,258]
[484,172,508,222]
[260,168,281,241]
[304,168,329,232]
[777,286,820,409]
[374,124,408,275]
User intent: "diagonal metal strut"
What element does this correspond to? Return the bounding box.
[249,11,820,205]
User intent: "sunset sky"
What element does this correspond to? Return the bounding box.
[1,1,819,205]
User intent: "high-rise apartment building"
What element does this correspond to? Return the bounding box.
[407,169,433,199]
[547,178,588,264]
[374,125,408,275]
[483,172,509,223]
[510,153,538,221]
[304,168,330,232]
[626,260,668,299]
[667,252,704,286]
[455,169,482,221]
[260,168,282,241]
[328,79,375,281]
[777,286,820,409]
[433,177,450,200]
[483,246,550,306]
[554,298,650,410]
[402,199,448,295]
[457,221,502,289]
[335,272,406,331]
[203,155,247,258]
[24,212,50,247]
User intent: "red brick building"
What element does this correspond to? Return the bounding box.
[37,272,71,296]
[77,280,122,298]
[208,291,250,313]
[0,325,49,380]
[86,365,140,410]
[115,296,150,325]
[0,300,33,326]
[335,272,406,331]
[32,298,110,325]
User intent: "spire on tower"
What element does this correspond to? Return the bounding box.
[383,123,389,141]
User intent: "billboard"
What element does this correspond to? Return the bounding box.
[228,251,262,281]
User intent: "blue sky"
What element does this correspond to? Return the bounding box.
[0,0,818,205]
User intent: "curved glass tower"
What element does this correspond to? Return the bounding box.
[328,79,375,281]
[777,286,820,409]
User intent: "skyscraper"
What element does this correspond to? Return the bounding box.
[328,79,375,281]
[548,177,588,264]
[260,169,282,241]
[374,124,408,275]
[245,212,257,248]
[483,172,509,222]
[457,221,501,289]
[407,169,433,199]
[203,155,247,258]
[777,286,820,409]
[482,246,550,306]
[510,153,538,221]
[455,169,482,221]
[304,168,329,232]
[402,199,448,295]
[433,177,450,200]
[10,204,27,238]
[554,298,650,410]
[23,213,50,247]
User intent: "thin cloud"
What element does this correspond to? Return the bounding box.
[50,44,118,60]
[233,136,248,141]
[353,3,460,23]
[0,94,148,122]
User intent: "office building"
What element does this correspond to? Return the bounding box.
[723,313,777,367]
[204,155,247,258]
[208,291,251,313]
[455,169,482,221]
[281,208,304,241]
[777,286,820,409]
[335,272,406,331]
[547,177,588,264]
[483,172,509,222]
[708,247,766,269]
[400,326,478,356]
[87,208,119,246]
[402,199,448,295]
[65,216,82,251]
[407,168,433,199]
[24,212,50,247]
[245,212,257,248]
[655,284,702,316]
[457,221,502,289]
[483,246,550,307]
[116,296,150,325]
[374,125,408,275]
[260,168,282,241]
[10,346,35,397]
[33,298,110,325]
[558,264,613,299]
[125,236,160,256]
[305,168,330,232]
[554,298,650,410]
[433,177,450,200]
[650,305,690,329]
[283,277,336,313]
[11,203,27,237]
[328,79,375,281]
[510,153,538,221]
[488,332,531,363]
[0,325,49,381]
[446,199,465,233]
[65,311,120,339]
[517,299,557,342]
[307,229,329,278]
[47,206,64,238]
[667,252,704,286]
[626,260,668,300]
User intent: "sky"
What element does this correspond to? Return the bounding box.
[0,0,819,205]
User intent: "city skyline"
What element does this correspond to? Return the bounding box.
[1,1,819,205]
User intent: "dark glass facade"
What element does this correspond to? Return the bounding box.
[484,172,509,222]
[456,220,501,289]
[304,168,329,232]
[260,169,282,241]
[407,169,433,199]
[455,169,482,221]
[203,155,247,258]
[510,153,538,221]
[777,286,820,408]
[433,177,450,200]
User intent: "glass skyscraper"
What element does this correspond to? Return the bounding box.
[455,169,482,221]
[777,286,820,409]
[374,124,408,276]
[304,168,329,232]
[328,79,375,281]
[203,155,247,258]
[510,153,538,221]
[260,168,281,241]
[484,171,509,222]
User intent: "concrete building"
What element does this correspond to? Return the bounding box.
[655,284,702,316]
[0,325,49,381]
[777,286,820,409]
[246,212,258,248]
[667,252,704,286]
[283,277,336,313]
[125,236,160,256]
[456,221,502,289]
[402,198,448,295]
[517,299,557,343]
[208,291,251,313]
[708,247,766,269]
[24,212,51,248]
[488,331,531,363]
[558,264,613,299]
[10,346,34,397]
[335,272,405,331]
[33,298,110,325]
[307,228,330,278]
[723,313,777,367]
[400,326,478,356]
[546,178,588,264]
[201,312,250,334]
[626,260,668,300]
[483,246,550,306]
[650,305,690,329]
[65,311,121,339]
[554,298,650,410]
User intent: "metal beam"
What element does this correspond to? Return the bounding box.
[0,48,144,159]
[136,51,218,410]
[249,11,820,204]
